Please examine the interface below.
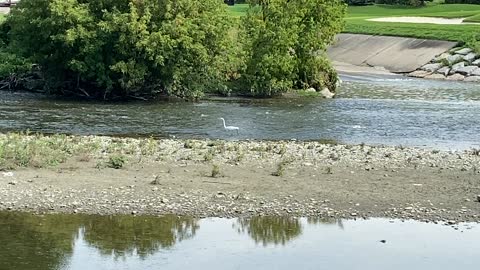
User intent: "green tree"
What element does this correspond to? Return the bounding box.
[240,0,346,97]
[5,0,236,99]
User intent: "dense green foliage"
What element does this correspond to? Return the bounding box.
[345,0,375,5]
[445,0,480,3]
[375,0,432,6]
[0,0,346,99]
[4,0,237,99]
[241,0,345,96]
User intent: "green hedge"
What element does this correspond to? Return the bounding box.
[345,0,375,5]
[374,0,432,6]
[444,0,480,4]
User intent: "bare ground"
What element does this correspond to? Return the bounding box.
[1,138,479,224]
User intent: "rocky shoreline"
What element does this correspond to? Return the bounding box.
[0,136,479,224]
[409,46,480,82]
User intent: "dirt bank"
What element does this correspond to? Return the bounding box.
[1,136,479,223]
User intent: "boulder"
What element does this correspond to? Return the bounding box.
[471,68,480,76]
[408,70,431,78]
[456,66,479,76]
[463,52,478,63]
[305,87,316,93]
[421,63,444,72]
[436,66,450,76]
[425,74,446,80]
[447,54,464,65]
[450,61,465,73]
[446,74,465,81]
[433,53,451,62]
[473,59,480,66]
[464,76,480,82]
[320,88,335,99]
[454,48,473,55]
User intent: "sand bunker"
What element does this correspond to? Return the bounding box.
[368,16,479,25]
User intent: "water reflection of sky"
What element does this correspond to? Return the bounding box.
[60,218,480,270]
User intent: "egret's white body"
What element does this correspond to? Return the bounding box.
[219,118,239,134]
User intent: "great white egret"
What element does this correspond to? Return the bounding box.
[219,118,239,134]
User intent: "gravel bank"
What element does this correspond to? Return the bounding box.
[0,136,479,224]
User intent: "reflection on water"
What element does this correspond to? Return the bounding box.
[235,216,303,246]
[0,212,198,270]
[82,215,198,258]
[234,216,340,246]
[0,212,479,270]
[0,76,480,149]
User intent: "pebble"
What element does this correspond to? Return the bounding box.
[0,138,477,225]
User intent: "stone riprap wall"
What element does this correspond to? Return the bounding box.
[408,47,480,82]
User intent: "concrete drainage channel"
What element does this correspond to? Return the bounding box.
[409,47,480,82]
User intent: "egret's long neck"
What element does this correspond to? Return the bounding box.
[221,119,226,128]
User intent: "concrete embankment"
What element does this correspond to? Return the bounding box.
[328,33,457,74]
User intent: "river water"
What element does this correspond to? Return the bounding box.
[0,212,478,270]
[0,75,479,149]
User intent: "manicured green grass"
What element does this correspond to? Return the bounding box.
[347,4,480,18]
[346,4,480,42]
[464,13,480,22]
[227,3,480,42]
[226,4,249,17]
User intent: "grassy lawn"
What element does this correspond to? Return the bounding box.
[346,4,480,42]
[226,4,249,17]
[227,3,480,42]
[464,13,480,22]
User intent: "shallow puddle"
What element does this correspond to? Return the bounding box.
[0,212,478,269]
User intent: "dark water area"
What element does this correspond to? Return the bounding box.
[0,76,479,149]
[0,212,478,270]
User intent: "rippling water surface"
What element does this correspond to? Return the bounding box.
[0,75,479,149]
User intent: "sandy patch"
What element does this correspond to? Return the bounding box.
[368,16,479,25]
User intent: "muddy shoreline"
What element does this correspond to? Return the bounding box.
[0,136,479,224]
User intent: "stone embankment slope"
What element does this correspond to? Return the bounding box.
[409,47,480,82]
[328,33,457,74]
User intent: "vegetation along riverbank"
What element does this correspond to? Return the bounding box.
[0,0,345,100]
[230,2,480,44]
[0,133,479,224]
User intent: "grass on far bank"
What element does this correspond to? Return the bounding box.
[346,4,480,42]
[228,3,480,42]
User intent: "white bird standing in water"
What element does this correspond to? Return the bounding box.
[219,118,239,134]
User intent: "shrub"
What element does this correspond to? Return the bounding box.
[375,0,432,6]
[107,154,127,169]
[444,0,480,3]
[211,164,221,177]
[240,0,345,97]
[5,0,236,99]
[345,0,375,5]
